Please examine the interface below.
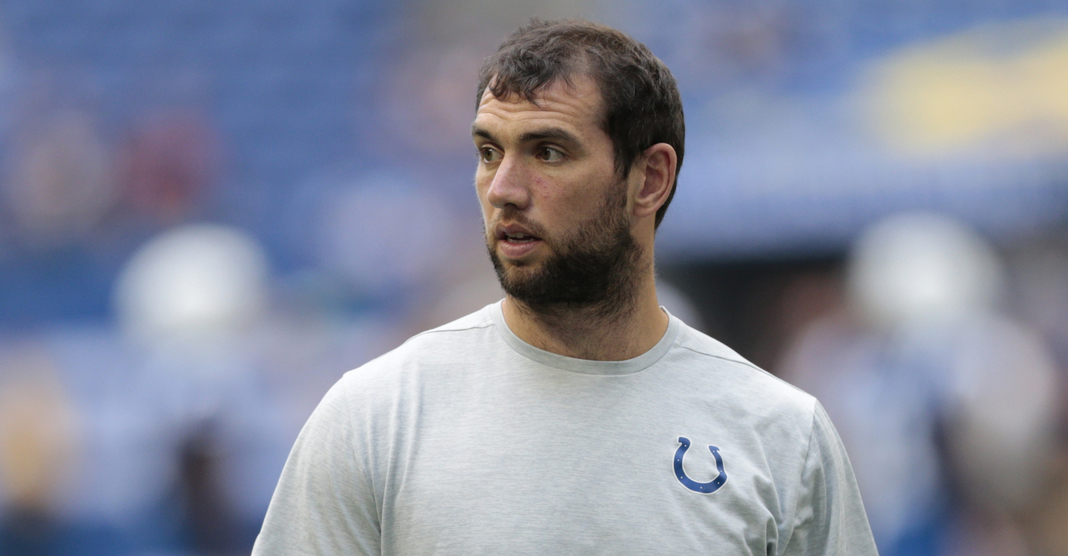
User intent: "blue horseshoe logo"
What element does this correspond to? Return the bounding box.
[674,437,727,494]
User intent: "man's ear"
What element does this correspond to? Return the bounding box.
[631,143,677,219]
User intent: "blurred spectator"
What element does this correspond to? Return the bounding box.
[115,109,221,227]
[0,340,128,555]
[3,110,115,249]
[0,104,122,322]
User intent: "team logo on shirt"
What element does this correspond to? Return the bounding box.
[674,437,727,494]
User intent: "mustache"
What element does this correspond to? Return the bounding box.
[486,209,550,241]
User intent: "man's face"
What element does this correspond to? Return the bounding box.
[472,76,643,312]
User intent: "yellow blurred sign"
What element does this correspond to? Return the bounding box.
[860,18,1068,158]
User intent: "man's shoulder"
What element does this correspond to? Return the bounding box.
[416,303,499,337]
[669,318,817,410]
[339,303,502,381]
[392,302,500,356]
[670,319,752,366]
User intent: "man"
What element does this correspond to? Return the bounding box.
[253,19,878,555]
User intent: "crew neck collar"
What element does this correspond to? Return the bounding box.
[489,300,679,376]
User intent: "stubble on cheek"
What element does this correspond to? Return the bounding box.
[485,179,642,319]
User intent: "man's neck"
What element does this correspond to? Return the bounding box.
[501,278,669,361]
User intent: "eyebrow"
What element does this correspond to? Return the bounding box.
[471,125,494,141]
[471,125,581,147]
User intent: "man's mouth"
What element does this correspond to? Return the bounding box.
[494,224,545,260]
[496,222,544,242]
[503,232,539,243]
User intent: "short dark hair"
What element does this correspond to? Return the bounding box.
[476,19,685,229]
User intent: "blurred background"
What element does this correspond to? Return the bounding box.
[0,0,1066,554]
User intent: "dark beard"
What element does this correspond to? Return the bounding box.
[487,183,643,320]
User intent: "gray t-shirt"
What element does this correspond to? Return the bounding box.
[253,302,878,555]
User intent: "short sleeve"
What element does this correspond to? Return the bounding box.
[252,375,380,555]
[780,402,879,556]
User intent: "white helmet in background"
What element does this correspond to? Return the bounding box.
[114,224,269,349]
[847,211,1003,330]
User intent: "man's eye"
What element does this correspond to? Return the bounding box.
[537,147,564,162]
[479,147,501,163]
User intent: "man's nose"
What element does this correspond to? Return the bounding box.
[486,155,531,210]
